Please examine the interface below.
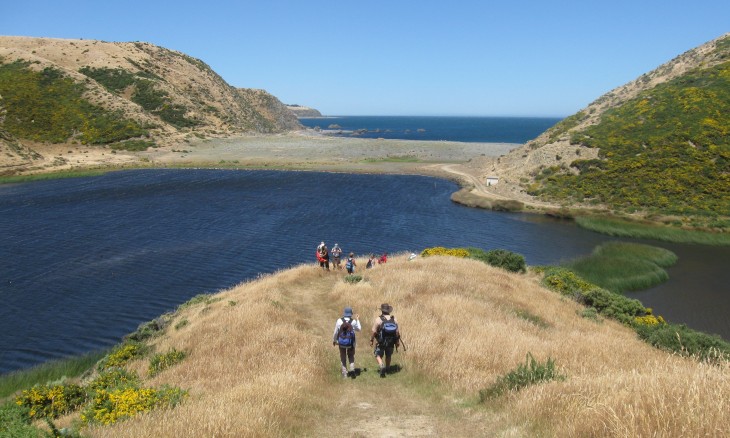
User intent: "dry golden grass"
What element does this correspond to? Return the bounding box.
[85,255,729,437]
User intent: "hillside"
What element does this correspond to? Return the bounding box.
[476,33,730,222]
[0,36,301,174]
[9,254,727,437]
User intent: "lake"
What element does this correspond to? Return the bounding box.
[1,169,728,374]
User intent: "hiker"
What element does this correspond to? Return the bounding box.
[345,252,357,274]
[332,307,361,377]
[366,254,375,269]
[378,252,388,264]
[370,303,400,377]
[331,243,343,270]
[317,243,330,270]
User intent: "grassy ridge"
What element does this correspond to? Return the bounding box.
[3,255,729,436]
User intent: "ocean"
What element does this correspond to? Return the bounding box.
[297,116,562,143]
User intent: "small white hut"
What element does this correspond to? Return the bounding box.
[486,176,499,186]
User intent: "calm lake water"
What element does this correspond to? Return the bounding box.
[1,169,729,374]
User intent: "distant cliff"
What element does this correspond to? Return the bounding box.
[0,36,301,158]
[286,104,323,117]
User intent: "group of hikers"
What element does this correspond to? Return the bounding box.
[316,241,388,273]
[332,303,402,378]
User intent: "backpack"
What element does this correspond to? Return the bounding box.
[337,320,355,348]
[345,258,354,271]
[377,315,399,347]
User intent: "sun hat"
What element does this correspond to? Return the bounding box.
[344,307,353,317]
[380,303,393,314]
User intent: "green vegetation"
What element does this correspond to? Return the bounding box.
[0,169,111,185]
[148,349,187,377]
[467,247,527,273]
[0,61,148,144]
[539,266,730,361]
[344,274,363,284]
[535,59,730,216]
[564,242,677,292]
[576,216,730,245]
[362,155,420,163]
[479,353,564,401]
[97,341,148,371]
[110,139,156,151]
[420,246,527,273]
[0,350,106,399]
[0,401,43,437]
[79,66,199,128]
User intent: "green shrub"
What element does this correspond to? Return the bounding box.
[15,384,86,420]
[125,315,171,343]
[97,341,148,371]
[344,274,363,284]
[479,353,564,401]
[89,368,141,392]
[634,323,730,362]
[148,349,187,377]
[467,248,526,273]
[579,287,647,324]
[0,61,148,144]
[110,139,156,151]
[81,385,187,425]
[0,401,42,438]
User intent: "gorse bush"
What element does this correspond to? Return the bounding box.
[634,323,730,362]
[148,348,187,377]
[535,59,730,215]
[420,247,470,258]
[0,61,148,144]
[80,65,199,128]
[81,385,187,426]
[97,341,148,371]
[479,353,564,401]
[540,266,730,360]
[421,247,527,273]
[15,383,86,420]
[468,248,527,273]
[89,368,141,392]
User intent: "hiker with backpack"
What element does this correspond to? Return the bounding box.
[331,243,343,270]
[345,252,357,274]
[370,303,400,377]
[332,307,361,378]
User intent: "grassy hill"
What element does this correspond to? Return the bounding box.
[4,254,728,437]
[0,36,301,173]
[488,33,730,227]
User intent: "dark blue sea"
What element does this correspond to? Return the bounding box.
[298,116,561,143]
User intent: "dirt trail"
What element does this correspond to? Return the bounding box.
[298,269,493,437]
[429,163,557,210]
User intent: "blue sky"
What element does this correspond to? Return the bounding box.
[2,1,728,117]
